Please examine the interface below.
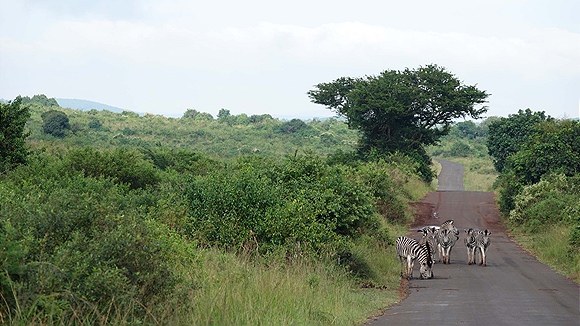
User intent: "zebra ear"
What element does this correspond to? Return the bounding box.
[485,230,492,236]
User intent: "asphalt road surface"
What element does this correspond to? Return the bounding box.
[367,159,579,326]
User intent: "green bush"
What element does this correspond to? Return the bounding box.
[0,97,31,172]
[184,155,382,255]
[508,173,580,230]
[0,155,195,322]
[64,147,160,189]
[42,110,70,137]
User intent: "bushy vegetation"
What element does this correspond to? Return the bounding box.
[0,95,433,324]
[22,99,359,159]
[0,97,31,173]
[487,111,580,281]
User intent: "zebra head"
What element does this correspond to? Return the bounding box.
[439,229,453,247]
[481,229,492,247]
[419,260,433,279]
[420,241,434,279]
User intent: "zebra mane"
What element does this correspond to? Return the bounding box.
[424,240,433,267]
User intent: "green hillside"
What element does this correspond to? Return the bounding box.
[1,95,432,325]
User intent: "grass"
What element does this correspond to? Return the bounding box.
[166,248,402,325]
[508,225,580,283]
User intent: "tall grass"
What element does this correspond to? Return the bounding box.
[508,225,580,282]
[166,248,401,325]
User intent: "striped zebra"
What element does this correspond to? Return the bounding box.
[464,228,478,265]
[418,226,439,263]
[395,236,433,279]
[464,229,492,266]
[437,220,459,264]
[475,229,492,266]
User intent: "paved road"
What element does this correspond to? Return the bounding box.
[367,159,579,326]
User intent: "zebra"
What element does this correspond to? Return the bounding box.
[475,229,492,266]
[437,220,459,264]
[417,226,439,263]
[440,219,459,235]
[464,228,478,265]
[395,236,433,279]
[464,229,492,266]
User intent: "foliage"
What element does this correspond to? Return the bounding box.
[308,64,489,182]
[275,118,312,135]
[41,109,70,137]
[0,97,31,172]
[64,147,161,189]
[491,114,580,281]
[430,117,496,159]
[507,119,580,185]
[0,154,197,322]
[508,173,580,230]
[23,101,358,159]
[487,109,551,173]
[19,94,60,107]
[495,119,580,214]
[0,96,438,323]
[184,155,388,255]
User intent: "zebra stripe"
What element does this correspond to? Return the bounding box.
[418,226,439,263]
[475,229,492,266]
[396,236,433,279]
[464,228,478,265]
[464,229,491,266]
[437,220,459,264]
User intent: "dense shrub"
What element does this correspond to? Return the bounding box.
[495,119,580,214]
[0,97,30,172]
[0,154,196,322]
[64,147,160,189]
[508,173,580,230]
[353,160,408,223]
[42,110,70,137]
[184,155,383,255]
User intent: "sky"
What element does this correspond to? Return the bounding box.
[1,0,579,119]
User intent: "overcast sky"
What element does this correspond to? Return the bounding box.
[1,0,579,119]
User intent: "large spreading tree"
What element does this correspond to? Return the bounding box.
[308,64,489,181]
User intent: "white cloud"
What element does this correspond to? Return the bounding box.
[1,0,579,118]
[29,19,579,79]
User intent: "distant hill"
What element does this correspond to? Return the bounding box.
[56,98,131,114]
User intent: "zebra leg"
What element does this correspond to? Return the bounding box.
[407,256,414,279]
[481,247,487,266]
[466,246,472,265]
[399,255,405,277]
[477,247,484,266]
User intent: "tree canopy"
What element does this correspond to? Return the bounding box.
[0,97,31,172]
[487,109,551,173]
[42,109,70,137]
[308,64,489,181]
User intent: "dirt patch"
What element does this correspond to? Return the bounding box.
[481,194,505,233]
[398,278,410,300]
[409,200,435,230]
